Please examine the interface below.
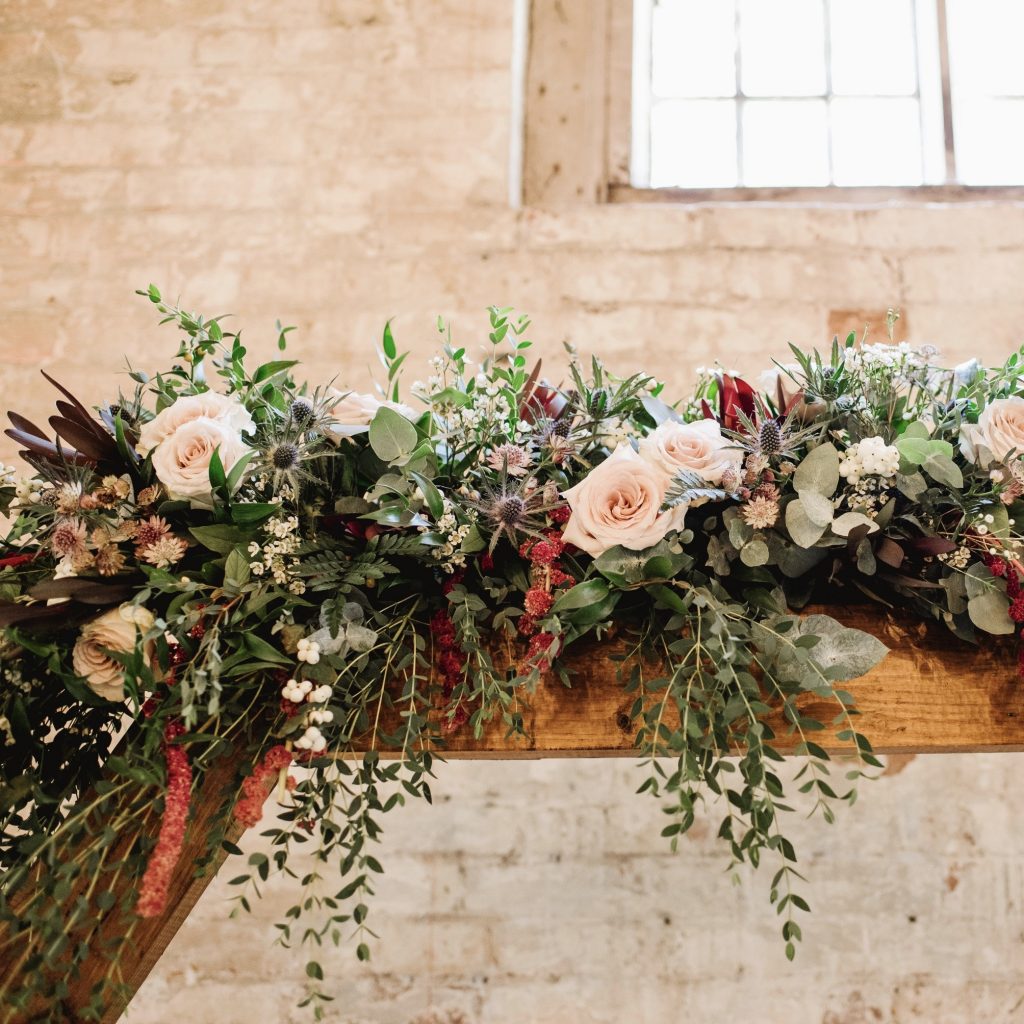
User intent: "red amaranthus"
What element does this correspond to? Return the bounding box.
[135,721,192,918]
[232,744,294,828]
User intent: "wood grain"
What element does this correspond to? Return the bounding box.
[6,604,1024,1023]
[372,605,1024,758]
[3,753,243,1024]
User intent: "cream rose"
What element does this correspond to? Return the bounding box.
[149,416,252,505]
[138,391,254,456]
[961,396,1024,467]
[72,603,155,702]
[639,419,741,486]
[325,389,417,441]
[562,445,687,558]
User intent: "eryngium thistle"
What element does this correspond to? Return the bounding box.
[289,398,315,426]
[494,494,526,526]
[271,443,301,470]
[758,420,783,456]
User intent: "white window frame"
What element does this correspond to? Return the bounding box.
[517,0,1024,207]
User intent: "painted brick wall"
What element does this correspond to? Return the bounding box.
[2,2,1024,1022]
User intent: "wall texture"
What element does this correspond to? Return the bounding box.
[2,2,1024,1022]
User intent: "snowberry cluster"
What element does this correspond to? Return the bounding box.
[296,637,321,664]
[839,436,900,484]
[281,675,334,753]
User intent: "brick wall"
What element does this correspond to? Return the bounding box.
[2,2,1024,1022]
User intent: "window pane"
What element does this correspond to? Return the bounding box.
[947,0,1024,98]
[652,0,737,98]
[828,0,917,97]
[742,99,829,185]
[831,98,923,185]
[739,0,826,97]
[650,100,738,186]
[954,98,1024,184]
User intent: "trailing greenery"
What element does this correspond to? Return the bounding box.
[2,291,1023,1019]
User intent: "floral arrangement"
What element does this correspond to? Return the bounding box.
[2,291,1023,1018]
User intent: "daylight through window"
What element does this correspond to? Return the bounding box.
[632,0,1024,190]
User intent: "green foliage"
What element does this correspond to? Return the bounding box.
[3,293,1022,1016]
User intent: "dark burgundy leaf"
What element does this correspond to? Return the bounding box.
[48,416,114,461]
[6,411,50,441]
[41,371,94,423]
[3,426,88,465]
[876,538,906,569]
[908,536,957,556]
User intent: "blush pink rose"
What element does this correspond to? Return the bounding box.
[639,419,741,485]
[149,416,252,506]
[561,445,687,558]
[961,396,1024,466]
[325,389,417,440]
[138,391,254,455]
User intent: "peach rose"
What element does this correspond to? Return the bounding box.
[562,445,688,558]
[149,416,252,506]
[639,419,742,486]
[325,389,417,440]
[72,603,155,701]
[138,391,254,456]
[961,396,1024,466]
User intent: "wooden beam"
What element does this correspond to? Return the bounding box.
[374,605,1024,758]
[522,0,614,205]
[4,754,243,1024]
[6,605,1024,1023]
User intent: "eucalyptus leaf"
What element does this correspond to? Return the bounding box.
[785,499,828,548]
[831,511,880,537]
[368,406,417,463]
[783,614,889,682]
[740,538,770,567]
[798,490,834,528]
[793,442,839,497]
[968,590,1015,635]
[922,452,963,489]
[896,472,928,500]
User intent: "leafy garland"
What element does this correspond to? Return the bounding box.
[2,291,1023,1019]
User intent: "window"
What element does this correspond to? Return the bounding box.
[630,0,1024,192]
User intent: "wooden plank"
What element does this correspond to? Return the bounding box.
[4,753,242,1024]
[375,605,1024,758]
[522,0,613,204]
[5,605,1023,1023]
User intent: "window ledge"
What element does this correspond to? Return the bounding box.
[609,183,1024,207]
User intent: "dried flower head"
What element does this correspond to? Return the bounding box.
[95,545,128,576]
[486,443,532,477]
[134,515,172,551]
[270,442,301,471]
[54,483,84,516]
[140,535,188,568]
[468,472,565,554]
[758,420,783,456]
[136,484,162,508]
[289,398,315,427]
[51,518,88,559]
[740,496,780,530]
